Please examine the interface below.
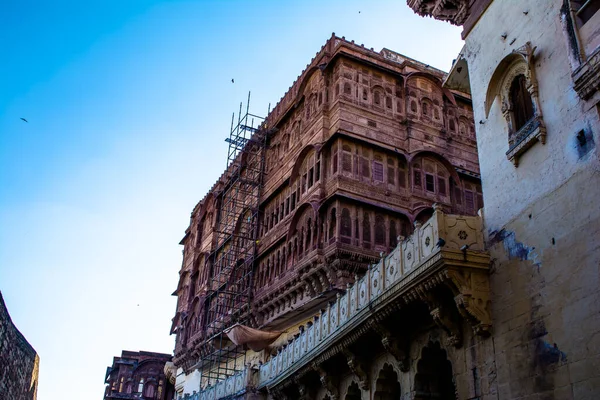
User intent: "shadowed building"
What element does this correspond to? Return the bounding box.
[104,350,175,400]
[0,291,39,400]
[171,35,494,400]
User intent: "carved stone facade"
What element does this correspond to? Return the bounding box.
[171,35,488,399]
[408,0,600,398]
[0,291,39,400]
[104,351,175,400]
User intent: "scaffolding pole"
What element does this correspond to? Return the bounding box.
[200,92,270,383]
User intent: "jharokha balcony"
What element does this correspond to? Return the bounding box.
[194,205,491,400]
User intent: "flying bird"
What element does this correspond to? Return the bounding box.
[231,78,235,83]
[20,118,28,123]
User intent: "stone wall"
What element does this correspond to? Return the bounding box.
[458,1,600,398]
[0,292,39,400]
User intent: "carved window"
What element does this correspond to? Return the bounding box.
[138,379,144,393]
[329,208,337,242]
[306,219,312,251]
[373,161,384,182]
[486,42,545,166]
[387,158,396,185]
[434,107,440,119]
[386,96,392,109]
[144,383,155,398]
[449,119,456,132]
[344,82,352,95]
[315,156,321,182]
[389,220,398,248]
[411,101,417,113]
[422,102,428,116]
[454,187,462,205]
[509,75,535,132]
[425,174,435,192]
[363,88,368,101]
[340,208,352,240]
[398,158,407,188]
[361,149,370,178]
[375,214,386,246]
[413,168,422,188]
[569,0,600,58]
[362,212,371,248]
[119,377,124,393]
[374,91,381,105]
[332,144,338,174]
[465,190,475,212]
[438,176,447,196]
[342,144,353,173]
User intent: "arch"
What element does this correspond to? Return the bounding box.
[414,341,456,400]
[286,201,318,241]
[294,66,323,107]
[374,363,400,400]
[408,151,461,186]
[289,144,321,183]
[404,72,457,106]
[414,207,434,225]
[345,381,362,400]
[484,51,530,117]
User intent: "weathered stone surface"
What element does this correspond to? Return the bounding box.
[0,291,39,400]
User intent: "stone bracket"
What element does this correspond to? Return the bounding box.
[445,268,492,337]
[312,363,339,400]
[343,350,369,390]
[418,290,463,348]
[370,322,410,372]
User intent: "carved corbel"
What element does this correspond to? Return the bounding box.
[370,322,409,372]
[343,350,369,390]
[312,363,338,400]
[268,387,288,400]
[446,269,492,337]
[419,290,463,348]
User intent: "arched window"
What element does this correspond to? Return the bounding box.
[389,220,398,248]
[509,74,535,131]
[340,208,352,241]
[137,378,144,394]
[306,218,312,251]
[344,82,352,95]
[363,212,371,248]
[329,208,337,242]
[144,383,155,398]
[375,214,386,246]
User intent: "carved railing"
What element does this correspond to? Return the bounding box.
[257,204,489,388]
[196,369,247,400]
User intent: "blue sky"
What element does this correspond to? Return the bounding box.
[0,1,463,398]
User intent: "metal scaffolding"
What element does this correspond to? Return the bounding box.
[200,93,269,383]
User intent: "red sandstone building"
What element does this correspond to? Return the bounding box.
[104,350,175,400]
[0,291,39,400]
[171,35,484,398]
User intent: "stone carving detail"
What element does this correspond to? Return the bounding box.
[418,290,463,348]
[312,363,339,400]
[343,350,369,390]
[445,268,492,337]
[489,42,546,166]
[407,0,470,26]
[371,322,410,372]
